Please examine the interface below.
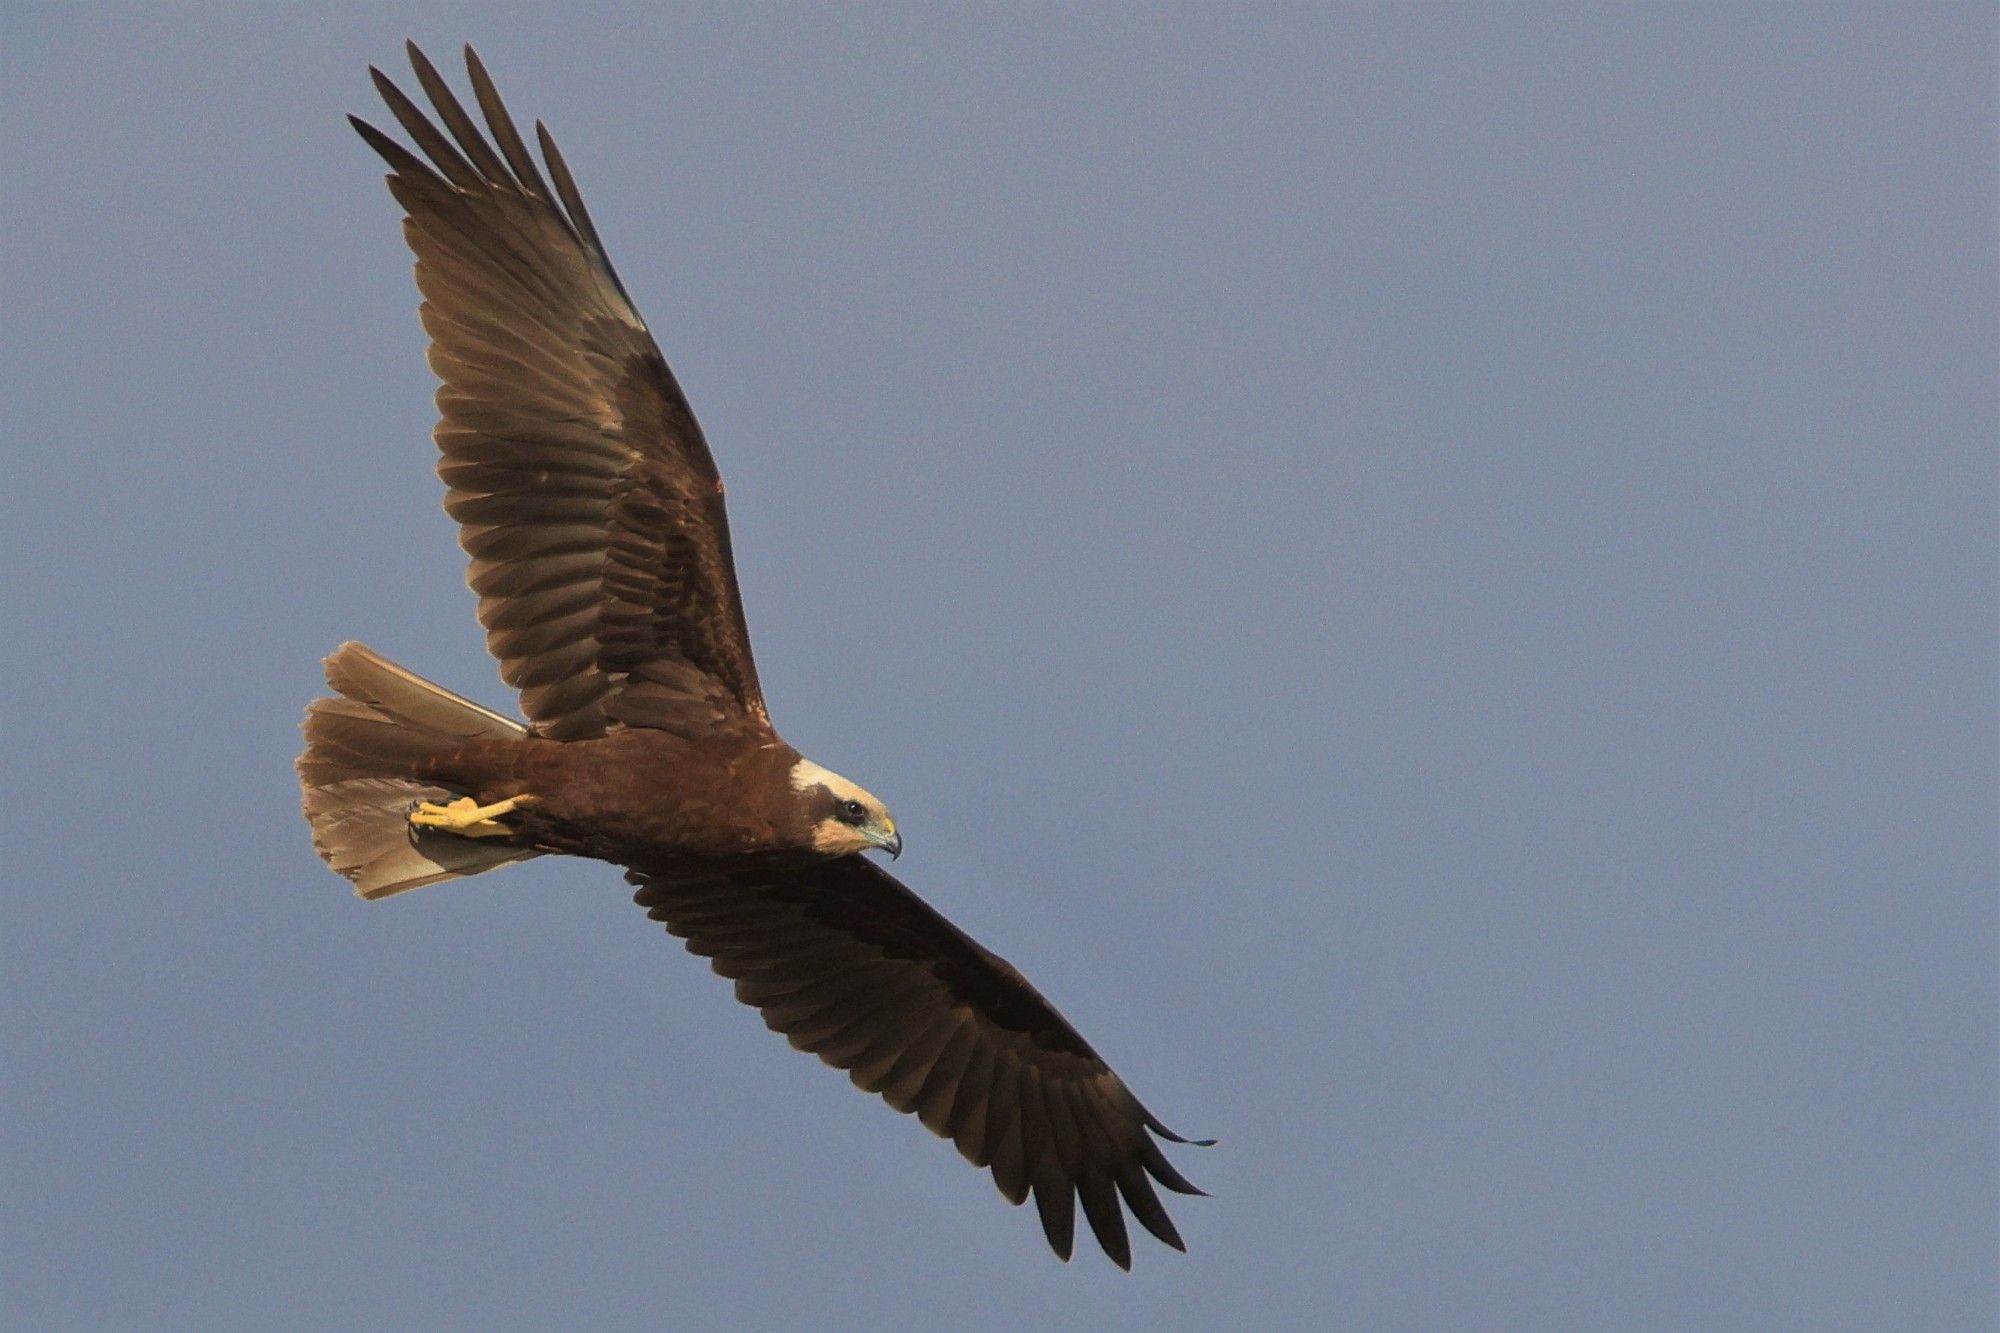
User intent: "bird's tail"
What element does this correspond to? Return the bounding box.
[298,641,542,900]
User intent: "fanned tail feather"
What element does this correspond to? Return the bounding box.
[299,641,539,899]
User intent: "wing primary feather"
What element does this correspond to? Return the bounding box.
[1141,1105,1218,1147]
[1040,1073,1086,1178]
[1018,1080,1075,1259]
[1012,1067,1053,1187]
[368,67,484,190]
[1031,1176,1077,1262]
[349,114,448,191]
[1137,1134,1208,1197]
[403,42,511,184]
[462,45,555,203]
[1064,1082,1135,1268]
[534,120,634,307]
[1075,1164,1132,1271]
[1115,1159,1186,1253]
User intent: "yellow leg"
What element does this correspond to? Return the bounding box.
[409,794,537,839]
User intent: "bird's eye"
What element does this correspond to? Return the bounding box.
[840,799,867,824]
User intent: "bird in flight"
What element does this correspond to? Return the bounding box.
[299,43,1206,1268]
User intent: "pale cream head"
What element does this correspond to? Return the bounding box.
[790,758,901,858]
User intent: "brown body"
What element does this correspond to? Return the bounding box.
[422,727,808,865]
[298,44,1205,1271]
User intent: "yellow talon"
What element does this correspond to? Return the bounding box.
[409,794,537,838]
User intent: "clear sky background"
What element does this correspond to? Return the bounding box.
[4,4,1994,1328]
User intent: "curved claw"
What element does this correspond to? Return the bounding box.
[408,794,536,839]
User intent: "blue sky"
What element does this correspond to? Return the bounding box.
[4,4,1994,1328]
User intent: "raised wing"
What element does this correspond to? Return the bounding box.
[629,855,1209,1267]
[352,44,765,740]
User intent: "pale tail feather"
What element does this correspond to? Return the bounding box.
[299,641,541,900]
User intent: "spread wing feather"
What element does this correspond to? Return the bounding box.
[629,855,1208,1267]
[352,44,765,740]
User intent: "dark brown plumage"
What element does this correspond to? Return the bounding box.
[298,42,1206,1268]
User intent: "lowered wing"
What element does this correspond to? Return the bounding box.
[630,854,1209,1267]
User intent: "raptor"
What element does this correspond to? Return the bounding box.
[299,43,1206,1268]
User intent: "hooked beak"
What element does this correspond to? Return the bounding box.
[875,825,903,859]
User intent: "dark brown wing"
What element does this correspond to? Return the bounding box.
[629,855,1209,1267]
[351,44,765,740]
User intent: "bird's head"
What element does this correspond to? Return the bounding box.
[790,758,901,859]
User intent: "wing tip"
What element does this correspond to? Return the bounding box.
[1143,1105,1217,1148]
